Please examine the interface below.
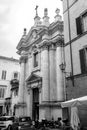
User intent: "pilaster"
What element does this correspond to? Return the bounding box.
[49,44,57,101]
[41,45,49,102]
[56,44,65,101]
[18,54,28,104]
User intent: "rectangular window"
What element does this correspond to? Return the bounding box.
[33,52,38,67]
[1,70,7,80]
[76,11,87,35]
[79,48,87,74]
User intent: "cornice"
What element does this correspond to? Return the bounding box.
[49,21,63,35]
[38,34,64,51]
[39,101,61,107]
[18,34,64,55]
[16,37,26,50]
[0,56,19,62]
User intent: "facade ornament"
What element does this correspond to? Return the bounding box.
[23,28,27,35]
[32,44,38,52]
[55,37,64,47]
[26,84,31,94]
[27,81,42,94]
[43,8,50,27]
[55,8,60,15]
[22,28,27,39]
[39,41,49,51]
[49,43,56,50]
[32,30,37,39]
[54,8,62,22]
[27,87,31,94]
[44,8,48,17]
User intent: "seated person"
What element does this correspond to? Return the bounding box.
[55,117,63,128]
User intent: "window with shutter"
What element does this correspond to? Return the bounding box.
[0,88,5,98]
[82,12,87,32]
[79,49,87,74]
[1,70,7,80]
[14,72,18,79]
[76,17,82,35]
[76,12,87,35]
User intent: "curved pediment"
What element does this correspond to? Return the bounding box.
[17,26,44,51]
[16,21,63,54]
[26,73,42,84]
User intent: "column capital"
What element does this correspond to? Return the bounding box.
[39,41,49,51]
[55,37,64,47]
[20,55,28,64]
[49,43,56,50]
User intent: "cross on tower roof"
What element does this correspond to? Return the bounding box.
[35,5,38,16]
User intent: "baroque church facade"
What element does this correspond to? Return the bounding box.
[16,7,65,121]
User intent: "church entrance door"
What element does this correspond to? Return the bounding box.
[32,88,39,121]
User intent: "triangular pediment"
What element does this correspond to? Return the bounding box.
[26,73,42,84]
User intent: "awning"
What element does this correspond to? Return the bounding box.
[61,96,87,108]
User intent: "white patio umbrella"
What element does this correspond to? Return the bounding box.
[61,96,87,108]
[61,96,87,130]
[70,107,80,130]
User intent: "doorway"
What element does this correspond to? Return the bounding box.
[32,88,39,121]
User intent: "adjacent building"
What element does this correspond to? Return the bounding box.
[0,56,20,115]
[16,8,65,121]
[62,0,87,124]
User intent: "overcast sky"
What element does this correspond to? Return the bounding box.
[0,0,63,59]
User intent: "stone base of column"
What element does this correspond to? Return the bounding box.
[15,102,27,116]
[39,101,63,121]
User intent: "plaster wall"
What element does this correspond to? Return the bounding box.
[63,0,87,43]
[65,34,87,75]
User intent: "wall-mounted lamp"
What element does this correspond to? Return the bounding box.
[59,62,66,72]
[59,62,72,77]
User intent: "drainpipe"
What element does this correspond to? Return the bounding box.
[67,0,74,86]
